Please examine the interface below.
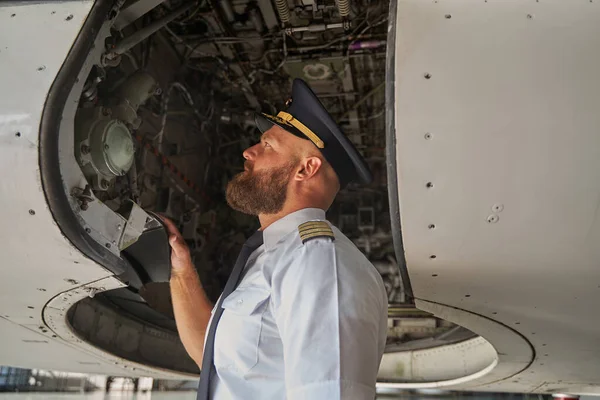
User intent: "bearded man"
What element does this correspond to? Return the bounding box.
[163,79,388,400]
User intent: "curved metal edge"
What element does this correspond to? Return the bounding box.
[414,298,536,390]
[379,336,498,385]
[378,357,499,390]
[39,0,128,276]
[43,276,199,379]
[385,0,413,299]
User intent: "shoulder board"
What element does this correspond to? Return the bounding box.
[298,221,335,244]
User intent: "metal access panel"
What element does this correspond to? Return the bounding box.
[0,1,192,379]
[391,0,600,395]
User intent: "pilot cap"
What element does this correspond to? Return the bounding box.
[255,78,373,187]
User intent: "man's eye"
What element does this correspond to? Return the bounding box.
[264,142,271,148]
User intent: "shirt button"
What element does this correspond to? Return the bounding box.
[237,299,243,305]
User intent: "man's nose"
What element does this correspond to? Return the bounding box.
[243,144,258,160]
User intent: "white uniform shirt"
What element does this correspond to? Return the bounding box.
[206,208,388,400]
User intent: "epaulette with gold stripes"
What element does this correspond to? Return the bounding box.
[298,221,335,244]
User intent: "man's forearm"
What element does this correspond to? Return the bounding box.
[170,266,213,367]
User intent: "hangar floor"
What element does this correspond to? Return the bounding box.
[0,391,574,400]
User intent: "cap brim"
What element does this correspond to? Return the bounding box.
[255,113,275,133]
[254,113,306,139]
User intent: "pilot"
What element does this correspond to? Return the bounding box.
[162,79,388,400]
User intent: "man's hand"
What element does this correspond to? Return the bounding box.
[159,215,194,276]
[161,215,211,368]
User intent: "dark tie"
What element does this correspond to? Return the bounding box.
[196,230,264,400]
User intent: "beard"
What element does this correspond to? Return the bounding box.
[226,161,296,216]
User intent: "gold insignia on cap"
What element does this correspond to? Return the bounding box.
[298,221,334,244]
[277,111,325,149]
[261,111,325,149]
[262,113,290,127]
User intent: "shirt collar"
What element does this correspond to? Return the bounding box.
[262,208,326,251]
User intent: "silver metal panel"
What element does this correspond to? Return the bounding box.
[119,202,149,249]
[57,6,130,257]
[394,0,600,394]
[0,1,190,379]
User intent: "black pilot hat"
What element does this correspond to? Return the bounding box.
[254,78,373,187]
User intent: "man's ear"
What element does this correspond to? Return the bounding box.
[294,156,322,181]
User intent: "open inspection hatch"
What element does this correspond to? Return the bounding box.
[37,0,499,384]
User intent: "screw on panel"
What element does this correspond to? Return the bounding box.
[66,14,74,21]
[11,14,16,17]
[73,184,93,211]
[429,255,437,259]
[37,288,46,292]
[445,14,452,19]
[527,14,533,19]
[15,132,21,137]
[492,204,504,213]
[424,133,432,140]
[424,73,432,79]
[51,11,56,15]
[487,214,499,223]
[37,66,46,71]
[85,228,91,233]
[28,209,35,215]
[426,182,434,189]
[428,224,436,229]
[105,243,111,249]
[27,306,34,309]
[432,274,438,277]
[65,279,79,285]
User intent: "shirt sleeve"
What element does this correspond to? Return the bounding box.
[270,238,385,400]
